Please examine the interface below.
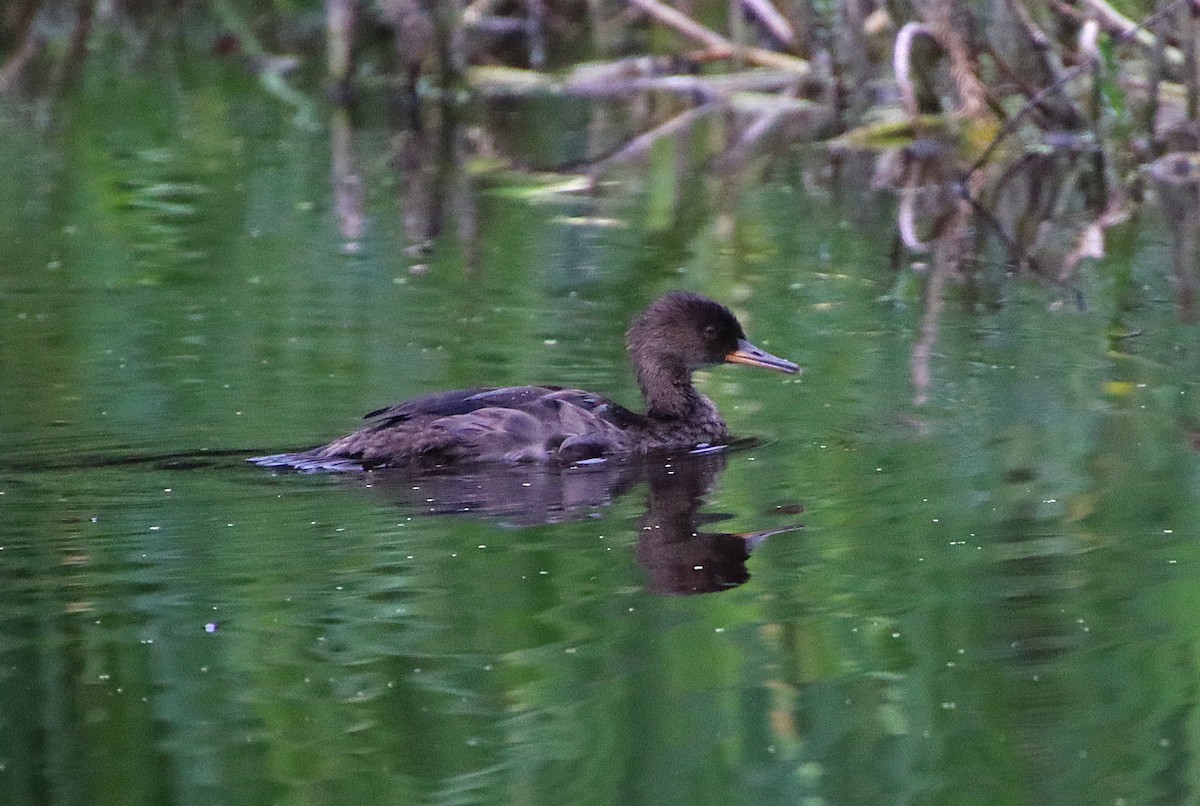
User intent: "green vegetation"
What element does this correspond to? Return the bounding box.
[4,4,1200,805]
[5,0,1198,402]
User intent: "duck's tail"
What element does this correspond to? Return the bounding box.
[247,450,367,473]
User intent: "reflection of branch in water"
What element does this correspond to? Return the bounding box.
[391,103,479,272]
[330,109,366,253]
[892,146,959,253]
[911,204,965,406]
[355,450,802,596]
[1148,153,1200,322]
[896,184,932,252]
[46,0,95,97]
[0,5,44,94]
[211,0,320,130]
[713,108,790,175]
[587,101,721,185]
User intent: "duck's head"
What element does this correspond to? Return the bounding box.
[626,292,799,377]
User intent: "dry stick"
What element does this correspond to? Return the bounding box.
[1058,0,1188,159]
[968,63,1090,175]
[1003,0,1085,127]
[1078,0,1185,67]
[894,16,992,120]
[327,0,355,92]
[462,0,504,25]
[1077,17,1127,245]
[526,0,547,68]
[741,0,796,48]
[468,16,526,33]
[565,69,805,99]
[625,0,809,72]
[422,0,467,88]
[627,0,728,49]
[1184,0,1199,121]
[969,0,1156,261]
[587,101,722,184]
[893,22,933,118]
[1145,0,1166,138]
[925,4,990,119]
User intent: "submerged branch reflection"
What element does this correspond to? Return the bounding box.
[867,129,1133,403]
[330,107,365,253]
[1148,152,1200,322]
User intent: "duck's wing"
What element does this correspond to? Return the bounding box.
[363,385,640,429]
[363,386,526,425]
[263,386,646,470]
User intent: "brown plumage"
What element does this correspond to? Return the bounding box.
[251,292,799,471]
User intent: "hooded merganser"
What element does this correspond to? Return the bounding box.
[251,292,798,470]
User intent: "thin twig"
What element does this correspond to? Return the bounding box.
[526,0,547,68]
[326,0,355,89]
[893,22,933,118]
[627,0,727,49]
[1076,0,1185,67]
[925,4,990,119]
[968,62,1089,175]
[740,0,795,48]
[1003,0,1085,127]
[462,0,504,25]
[564,68,805,98]
[626,0,809,72]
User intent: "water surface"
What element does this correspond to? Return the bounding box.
[3,44,1200,806]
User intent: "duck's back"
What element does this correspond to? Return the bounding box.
[252,385,644,471]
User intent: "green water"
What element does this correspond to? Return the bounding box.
[4,46,1200,806]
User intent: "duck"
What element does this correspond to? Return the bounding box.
[251,291,799,471]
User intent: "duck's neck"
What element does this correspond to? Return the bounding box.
[636,360,708,421]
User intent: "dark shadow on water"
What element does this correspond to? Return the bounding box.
[340,449,803,596]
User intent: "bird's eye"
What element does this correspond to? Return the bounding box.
[703,324,717,339]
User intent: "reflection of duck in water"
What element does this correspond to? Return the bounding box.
[359,450,803,596]
[252,292,798,472]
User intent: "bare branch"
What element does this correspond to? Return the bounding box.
[626,0,809,72]
[741,0,795,48]
[1076,0,1185,67]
